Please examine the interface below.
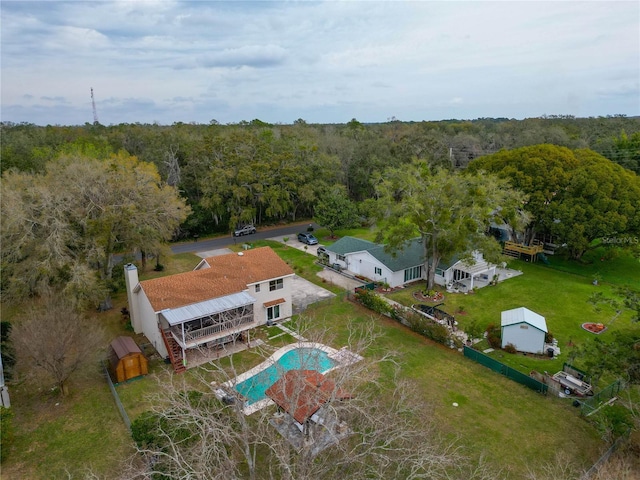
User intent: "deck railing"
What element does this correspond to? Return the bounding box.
[169,315,254,344]
[504,241,544,255]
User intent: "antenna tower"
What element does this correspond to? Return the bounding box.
[91,87,99,124]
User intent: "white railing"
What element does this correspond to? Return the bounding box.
[170,315,254,344]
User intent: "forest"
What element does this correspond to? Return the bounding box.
[1,115,640,479]
[2,115,639,240]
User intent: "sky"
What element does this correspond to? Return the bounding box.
[1,0,639,126]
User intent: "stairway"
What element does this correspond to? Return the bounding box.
[161,329,186,374]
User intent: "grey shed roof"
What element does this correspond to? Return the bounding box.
[160,291,256,326]
[501,307,547,333]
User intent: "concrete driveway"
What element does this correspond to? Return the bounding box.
[269,234,322,255]
[316,268,366,291]
[291,275,335,314]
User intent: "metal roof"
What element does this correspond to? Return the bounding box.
[501,307,547,333]
[159,291,256,326]
[327,236,425,272]
[325,236,377,255]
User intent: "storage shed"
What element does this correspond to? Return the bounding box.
[109,336,148,383]
[501,307,547,354]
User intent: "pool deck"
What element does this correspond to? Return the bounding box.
[215,342,363,415]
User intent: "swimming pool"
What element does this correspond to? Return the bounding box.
[233,347,337,405]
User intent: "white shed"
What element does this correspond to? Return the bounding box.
[501,307,547,354]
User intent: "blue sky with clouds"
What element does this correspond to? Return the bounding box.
[1,1,638,125]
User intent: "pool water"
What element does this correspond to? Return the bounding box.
[234,347,336,405]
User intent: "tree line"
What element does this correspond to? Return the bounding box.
[2,116,638,238]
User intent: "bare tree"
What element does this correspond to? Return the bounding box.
[126,319,498,480]
[11,294,106,396]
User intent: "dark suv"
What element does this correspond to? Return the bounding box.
[297,232,318,245]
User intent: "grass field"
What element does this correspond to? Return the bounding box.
[1,242,635,479]
[386,251,638,375]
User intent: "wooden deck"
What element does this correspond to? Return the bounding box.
[503,241,544,261]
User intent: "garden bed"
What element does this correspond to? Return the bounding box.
[581,322,607,334]
[413,290,445,303]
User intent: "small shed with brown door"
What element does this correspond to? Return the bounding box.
[109,336,148,383]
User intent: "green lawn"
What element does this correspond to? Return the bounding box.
[544,245,640,288]
[386,259,636,376]
[3,243,633,479]
[296,299,604,478]
[114,296,606,479]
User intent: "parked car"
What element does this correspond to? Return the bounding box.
[317,246,327,256]
[233,224,257,237]
[298,232,318,245]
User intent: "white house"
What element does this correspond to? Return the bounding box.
[325,237,424,288]
[501,307,548,354]
[435,252,497,291]
[325,236,495,290]
[124,247,294,372]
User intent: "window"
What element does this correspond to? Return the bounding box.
[404,265,423,283]
[337,254,346,262]
[375,267,382,276]
[255,284,261,293]
[269,278,283,291]
[435,268,445,276]
[267,305,280,321]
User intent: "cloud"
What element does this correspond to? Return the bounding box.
[199,45,288,69]
[1,1,638,125]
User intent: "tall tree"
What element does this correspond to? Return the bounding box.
[1,152,190,306]
[11,295,106,396]
[376,162,528,290]
[469,145,640,259]
[314,185,358,237]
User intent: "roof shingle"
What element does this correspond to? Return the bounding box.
[140,247,294,311]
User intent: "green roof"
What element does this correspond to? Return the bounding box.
[326,236,377,255]
[327,236,425,272]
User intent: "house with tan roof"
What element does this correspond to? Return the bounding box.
[124,247,294,372]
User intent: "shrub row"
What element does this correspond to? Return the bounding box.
[354,289,454,347]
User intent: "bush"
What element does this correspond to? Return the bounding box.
[545,331,554,344]
[595,404,634,441]
[1,322,15,381]
[354,289,392,316]
[486,323,501,349]
[131,411,166,449]
[504,343,517,354]
[404,311,451,346]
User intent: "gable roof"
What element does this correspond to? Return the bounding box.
[326,236,376,255]
[140,247,294,311]
[110,336,142,359]
[367,239,425,272]
[326,236,424,272]
[265,369,352,424]
[501,307,547,333]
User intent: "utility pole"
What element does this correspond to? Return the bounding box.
[91,87,99,125]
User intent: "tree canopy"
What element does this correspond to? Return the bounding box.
[469,145,640,259]
[375,162,528,289]
[1,152,190,305]
[314,185,359,237]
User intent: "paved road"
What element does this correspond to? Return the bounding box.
[170,222,320,255]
